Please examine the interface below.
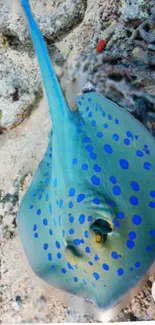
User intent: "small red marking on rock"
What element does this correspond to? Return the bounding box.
[96,40,105,53]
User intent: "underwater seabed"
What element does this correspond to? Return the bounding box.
[20,235,155,322]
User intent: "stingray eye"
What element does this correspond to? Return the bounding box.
[90,218,112,244]
[96,233,103,243]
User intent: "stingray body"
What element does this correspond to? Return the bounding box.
[8,0,155,311]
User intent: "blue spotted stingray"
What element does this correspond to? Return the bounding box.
[16,0,155,311]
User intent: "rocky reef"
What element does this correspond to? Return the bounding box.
[0,0,155,323]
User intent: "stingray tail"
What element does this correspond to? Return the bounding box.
[3,0,72,130]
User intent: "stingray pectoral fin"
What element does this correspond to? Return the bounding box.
[21,0,72,130]
[76,91,154,143]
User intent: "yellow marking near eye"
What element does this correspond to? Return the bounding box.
[96,233,103,243]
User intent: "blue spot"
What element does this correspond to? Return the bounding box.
[67,262,73,270]
[113,185,121,196]
[61,268,67,274]
[131,181,140,191]
[102,111,105,117]
[77,194,86,202]
[85,247,91,253]
[72,158,77,164]
[102,264,109,271]
[74,277,78,282]
[34,233,38,238]
[44,243,48,250]
[119,159,129,169]
[30,205,34,210]
[86,144,93,152]
[150,191,155,197]
[51,265,56,270]
[93,197,100,205]
[113,219,120,227]
[126,131,133,138]
[93,272,100,280]
[88,112,92,118]
[108,200,115,207]
[117,212,124,219]
[97,132,103,138]
[94,164,101,172]
[129,231,136,240]
[59,200,63,208]
[62,230,65,237]
[90,152,97,160]
[78,101,82,106]
[43,218,48,226]
[55,241,60,249]
[79,214,85,224]
[88,216,93,222]
[104,144,113,154]
[111,252,119,259]
[33,224,37,231]
[135,262,141,268]
[57,252,62,259]
[79,120,85,127]
[149,202,155,208]
[144,162,152,170]
[48,253,52,261]
[49,229,53,235]
[130,267,133,271]
[82,164,88,170]
[92,120,96,127]
[149,229,155,236]
[73,239,81,246]
[136,150,144,157]
[83,137,91,143]
[115,119,119,124]
[69,201,73,208]
[124,138,130,145]
[117,268,124,276]
[146,246,152,252]
[38,194,42,200]
[69,228,74,235]
[113,134,119,141]
[127,240,135,249]
[94,254,100,261]
[69,188,75,197]
[49,203,52,214]
[145,149,150,155]
[103,123,108,128]
[69,216,74,223]
[130,196,139,206]
[108,114,112,120]
[132,215,142,225]
[84,231,89,238]
[89,261,93,266]
[91,175,100,186]
[110,176,117,184]
[86,106,89,111]
[88,97,91,102]
[37,209,41,215]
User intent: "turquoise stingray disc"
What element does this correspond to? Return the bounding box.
[16,0,155,311]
